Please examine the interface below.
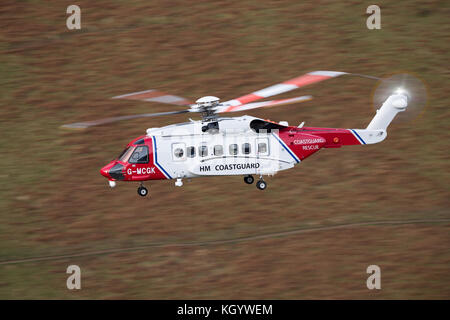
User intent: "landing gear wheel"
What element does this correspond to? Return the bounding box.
[256,180,267,190]
[137,186,148,197]
[244,175,254,184]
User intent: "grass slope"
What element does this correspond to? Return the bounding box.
[0,0,448,299]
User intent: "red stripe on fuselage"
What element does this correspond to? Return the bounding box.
[277,127,362,161]
[299,127,362,146]
[278,129,326,161]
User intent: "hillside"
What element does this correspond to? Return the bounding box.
[0,0,448,299]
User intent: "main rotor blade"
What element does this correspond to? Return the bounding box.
[112,89,193,106]
[221,71,380,112]
[216,95,312,113]
[61,110,190,129]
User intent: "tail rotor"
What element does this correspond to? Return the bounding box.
[371,73,428,124]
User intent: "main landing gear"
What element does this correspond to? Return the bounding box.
[244,175,254,184]
[256,179,267,190]
[244,175,267,190]
[137,183,148,197]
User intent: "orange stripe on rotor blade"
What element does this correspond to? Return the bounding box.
[223,94,262,112]
[284,74,330,87]
[236,93,263,105]
[223,105,236,112]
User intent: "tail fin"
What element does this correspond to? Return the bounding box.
[366,93,408,130]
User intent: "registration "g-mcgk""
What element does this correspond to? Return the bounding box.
[127,167,156,175]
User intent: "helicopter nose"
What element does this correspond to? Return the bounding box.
[100,165,111,179]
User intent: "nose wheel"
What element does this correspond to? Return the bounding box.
[137,185,148,197]
[244,175,254,184]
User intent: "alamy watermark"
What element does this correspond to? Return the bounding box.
[66,5,81,30]
[366,5,381,29]
[366,265,381,289]
[66,265,81,290]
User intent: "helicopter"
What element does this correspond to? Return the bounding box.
[62,70,409,197]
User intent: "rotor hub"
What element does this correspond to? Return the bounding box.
[195,96,220,108]
[193,96,221,121]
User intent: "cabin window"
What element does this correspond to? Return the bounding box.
[214,145,223,156]
[187,146,196,158]
[242,143,251,155]
[129,146,149,164]
[229,144,238,155]
[256,138,269,156]
[199,145,208,157]
[172,143,186,161]
[258,143,267,154]
[174,148,184,158]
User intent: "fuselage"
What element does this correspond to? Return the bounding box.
[100,115,370,182]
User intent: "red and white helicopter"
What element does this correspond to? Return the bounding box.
[63,71,409,196]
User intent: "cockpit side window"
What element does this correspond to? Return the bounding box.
[134,138,145,145]
[118,146,135,163]
[118,147,129,159]
[129,146,149,164]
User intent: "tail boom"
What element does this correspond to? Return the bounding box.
[298,92,408,147]
[299,127,386,147]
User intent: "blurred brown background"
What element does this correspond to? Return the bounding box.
[0,0,448,299]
